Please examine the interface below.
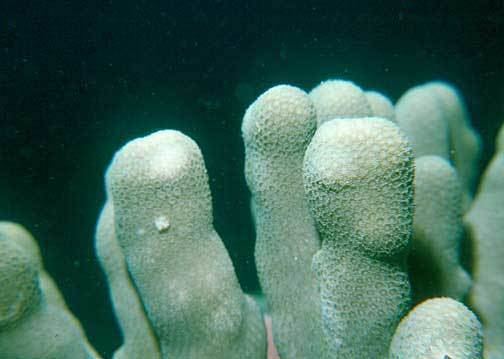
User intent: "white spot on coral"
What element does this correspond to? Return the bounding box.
[154,215,170,233]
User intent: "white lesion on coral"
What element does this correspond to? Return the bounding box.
[154,216,170,233]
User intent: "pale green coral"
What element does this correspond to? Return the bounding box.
[95,203,161,359]
[1,79,499,359]
[395,84,450,159]
[396,81,482,210]
[390,297,483,359]
[303,117,413,358]
[0,222,100,358]
[424,82,482,197]
[106,130,266,359]
[242,85,324,358]
[0,222,67,308]
[465,124,504,359]
[309,79,373,126]
[0,228,99,359]
[365,90,395,122]
[0,234,40,331]
[408,156,471,302]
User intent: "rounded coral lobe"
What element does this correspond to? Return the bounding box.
[303,117,414,259]
[0,238,41,329]
[242,84,317,156]
[309,79,373,126]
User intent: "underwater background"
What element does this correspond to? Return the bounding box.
[1,0,503,356]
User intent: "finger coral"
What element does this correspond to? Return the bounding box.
[242,85,324,358]
[105,130,266,359]
[390,297,483,359]
[95,203,161,359]
[1,79,501,359]
[309,79,373,126]
[0,225,100,359]
[465,122,504,359]
[408,156,471,302]
[303,117,413,358]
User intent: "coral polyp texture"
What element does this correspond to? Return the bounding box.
[465,123,504,359]
[424,82,482,197]
[0,223,100,359]
[308,79,373,126]
[390,297,483,359]
[364,90,395,122]
[395,84,450,159]
[105,130,266,359]
[1,79,502,359]
[408,156,471,302]
[242,85,324,358]
[303,118,413,358]
[95,203,161,359]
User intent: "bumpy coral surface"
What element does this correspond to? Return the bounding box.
[395,84,450,159]
[242,85,325,358]
[0,231,98,359]
[390,297,483,359]
[424,82,482,196]
[309,79,373,126]
[1,79,500,359]
[0,222,100,357]
[365,90,395,122]
[409,156,471,302]
[465,132,504,359]
[106,130,266,359]
[0,237,40,330]
[303,117,413,358]
[95,203,161,359]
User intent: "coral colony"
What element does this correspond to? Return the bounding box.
[1,79,503,359]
